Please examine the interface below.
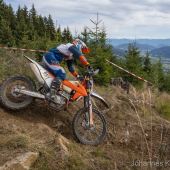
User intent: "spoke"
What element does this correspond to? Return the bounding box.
[92,98,99,109]
[75,111,104,142]
[85,129,96,141]
[5,80,29,103]
[90,129,100,137]
[92,127,102,136]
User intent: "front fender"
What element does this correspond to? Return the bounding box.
[91,92,110,108]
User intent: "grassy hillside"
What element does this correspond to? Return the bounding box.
[0,50,170,170]
[0,86,170,170]
[0,49,35,81]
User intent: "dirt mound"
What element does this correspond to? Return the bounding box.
[0,86,170,170]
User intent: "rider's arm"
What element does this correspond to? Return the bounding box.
[66,60,78,77]
[68,46,89,66]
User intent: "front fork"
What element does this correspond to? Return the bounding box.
[84,94,94,127]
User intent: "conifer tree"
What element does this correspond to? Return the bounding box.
[124,43,143,84]
[66,27,72,42]
[29,4,38,40]
[37,15,46,37]
[0,1,15,46]
[0,18,14,46]
[47,14,56,40]
[56,26,62,43]
[151,59,165,89]
[62,28,67,42]
[81,27,90,44]
[83,13,115,85]
[43,16,48,39]
[30,4,37,27]
[143,51,151,74]
[23,6,29,25]
[16,6,29,45]
[162,72,170,92]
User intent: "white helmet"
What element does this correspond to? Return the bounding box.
[72,39,90,54]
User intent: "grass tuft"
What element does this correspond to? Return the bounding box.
[0,134,29,149]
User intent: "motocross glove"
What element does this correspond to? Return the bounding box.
[77,75,84,81]
[71,71,78,77]
[87,65,94,73]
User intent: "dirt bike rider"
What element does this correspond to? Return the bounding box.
[42,39,91,95]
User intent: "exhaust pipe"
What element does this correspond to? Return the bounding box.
[14,89,45,99]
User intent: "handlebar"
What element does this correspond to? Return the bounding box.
[86,65,99,76]
[77,68,99,82]
[93,69,99,75]
[86,69,99,76]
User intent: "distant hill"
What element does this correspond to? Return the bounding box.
[112,43,155,57]
[109,39,170,58]
[116,43,155,52]
[108,39,170,48]
[151,46,170,58]
[112,47,125,57]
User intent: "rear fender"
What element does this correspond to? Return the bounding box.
[24,55,54,87]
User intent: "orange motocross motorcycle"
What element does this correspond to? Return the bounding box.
[0,55,109,145]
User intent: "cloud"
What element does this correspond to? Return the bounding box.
[4,0,170,38]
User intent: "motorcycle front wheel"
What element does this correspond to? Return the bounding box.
[72,108,107,145]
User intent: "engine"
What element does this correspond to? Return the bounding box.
[52,90,70,105]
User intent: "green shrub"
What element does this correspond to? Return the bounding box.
[156,93,170,119]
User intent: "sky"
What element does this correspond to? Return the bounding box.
[4,0,170,39]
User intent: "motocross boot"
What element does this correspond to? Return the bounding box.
[50,77,62,99]
[45,77,62,101]
[51,77,61,91]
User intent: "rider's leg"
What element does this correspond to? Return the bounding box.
[50,65,66,90]
[48,67,66,100]
[43,52,59,65]
[43,52,66,85]
[43,54,66,90]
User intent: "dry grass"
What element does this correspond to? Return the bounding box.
[0,134,29,149]
[155,92,170,120]
[0,50,33,81]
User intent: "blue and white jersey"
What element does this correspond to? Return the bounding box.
[57,43,74,59]
[43,43,84,75]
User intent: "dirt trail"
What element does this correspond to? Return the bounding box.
[0,86,170,170]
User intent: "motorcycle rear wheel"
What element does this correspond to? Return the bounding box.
[0,75,35,110]
[73,107,107,145]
